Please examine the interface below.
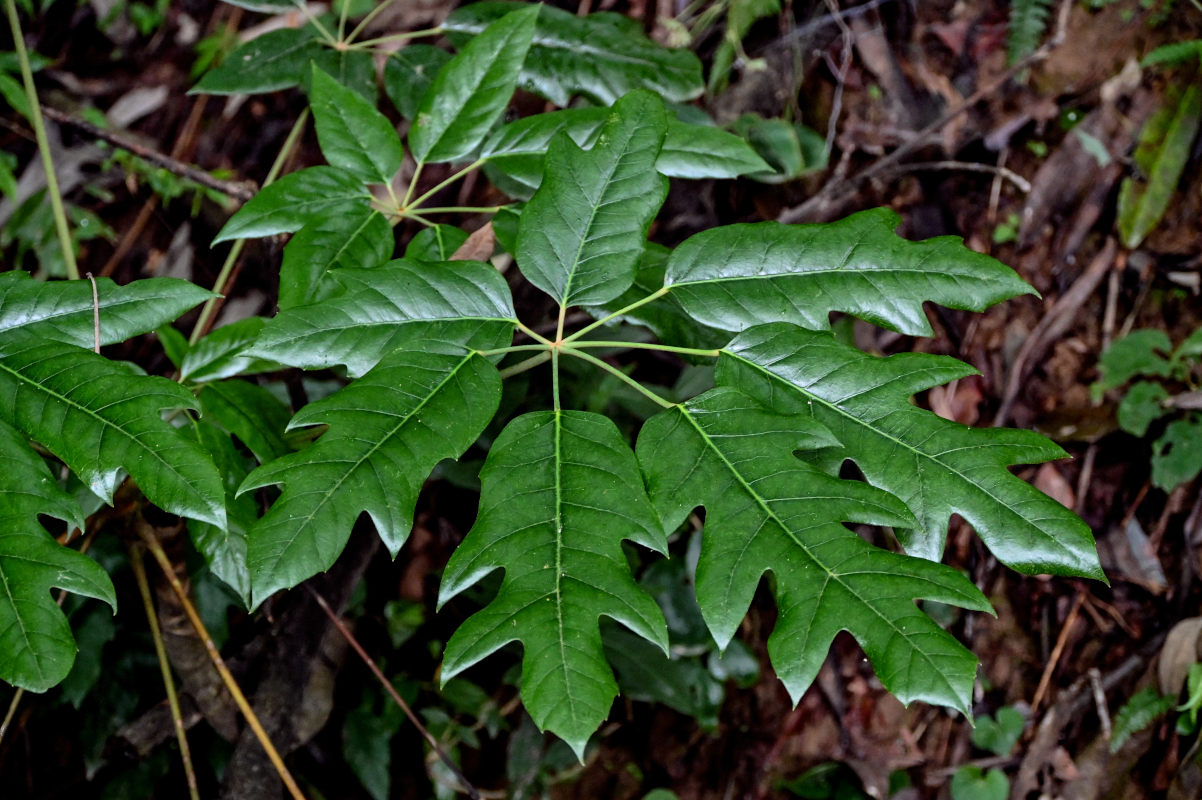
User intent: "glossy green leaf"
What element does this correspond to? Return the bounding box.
[199,378,292,464]
[0,330,226,528]
[586,243,729,352]
[439,410,669,758]
[214,166,371,243]
[409,5,538,165]
[0,420,115,691]
[0,272,214,349]
[278,210,392,310]
[310,65,402,183]
[719,324,1102,576]
[404,224,469,262]
[383,45,452,121]
[189,422,254,606]
[247,259,517,378]
[308,46,376,101]
[242,344,502,604]
[516,91,668,307]
[1117,83,1202,249]
[181,317,276,383]
[192,27,321,95]
[637,387,990,713]
[1151,416,1202,491]
[665,208,1035,336]
[482,109,768,198]
[445,2,703,106]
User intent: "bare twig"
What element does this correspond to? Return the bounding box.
[39,104,257,203]
[779,0,1072,223]
[1031,591,1084,714]
[305,586,482,800]
[876,159,1032,192]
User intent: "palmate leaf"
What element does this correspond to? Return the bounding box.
[246,259,517,378]
[439,410,669,758]
[241,342,503,604]
[664,208,1035,336]
[0,419,115,691]
[409,5,537,166]
[516,90,667,307]
[0,329,226,528]
[719,324,1103,576]
[445,2,703,106]
[636,387,992,712]
[0,272,214,348]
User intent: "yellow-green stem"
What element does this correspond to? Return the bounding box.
[4,0,78,280]
[129,545,201,800]
[562,348,675,409]
[191,108,309,345]
[563,286,669,343]
[498,351,551,378]
[407,160,484,211]
[567,340,720,358]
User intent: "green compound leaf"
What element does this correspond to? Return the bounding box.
[214,166,371,244]
[445,2,703,106]
[516,90,668,308]
[409,5,537,166]
[0,330,227,529]
[309,65,403,184]
[439,410,669,759]
[664,208,1035,337]
[0,272,214,349]
[636,387,990,713]
[192,27,322,95]
[482,108,767,198]
[719,324,1103,577]
[180,317,276,383]
[246,259,517,378]
[1117,83,1202,250]
[242,344,502,605]
[278,210,393,310]
[0,420,115,692]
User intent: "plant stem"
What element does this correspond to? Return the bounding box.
[477,344,550,357]
[498,351,551,378]
[567,340,720,358]
[343,0,398,43]
[190,108,309,345]
[552,349,561,411]
[563,287,669,343]
[413,205,503,215]
[138,527,308,800]
[406,160,484,211]
[129,545,201,800]
[4,0,78,280]
[562,348,675,409]
[400,161,423,209]
[347,26,443,50]
[295,0,337,44]
[516,321,554,346]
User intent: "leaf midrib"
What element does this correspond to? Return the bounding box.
[678,404,960,697]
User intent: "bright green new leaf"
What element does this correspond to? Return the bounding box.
[0,330,226,529]
[383,45,451,121]
[516,91,668,308]
[1152,416,1202,491]
[440,410,669,758]
[637,387,990,713]
[192,27,322,95]
[309,65,403,184]
[409,5,538,166]
[278,211,393,310]
[242,344,502,604]
[0,272,214,349]
[482,108,768,197]
[1117,83,1202,250]
[247,259,517,378]
[665,208,1035,336]
[181,317,276,383]
[719,324,1102,575]
[0,420,115,691]
[445,2,703,106]
[214,166,371,244]
[199,379,292,464]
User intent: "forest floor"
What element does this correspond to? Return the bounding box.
[2,0,1202,798]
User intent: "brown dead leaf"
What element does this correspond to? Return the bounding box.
[1034,463,1075,510]
[451,222,496,262]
